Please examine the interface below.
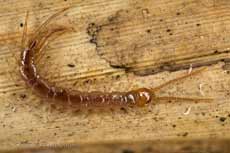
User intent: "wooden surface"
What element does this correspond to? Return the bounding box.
[2,139,230,153]
[0,0,230,150]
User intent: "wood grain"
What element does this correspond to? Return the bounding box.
[0,0,229,150]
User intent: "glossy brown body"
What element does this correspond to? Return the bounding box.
[20,38,153,108]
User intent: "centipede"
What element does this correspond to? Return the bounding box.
[19,7,212,109]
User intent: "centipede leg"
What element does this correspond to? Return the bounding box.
[151,67,207,92]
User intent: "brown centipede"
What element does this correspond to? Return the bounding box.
[19,8,212,109]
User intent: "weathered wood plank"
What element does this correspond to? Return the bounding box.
[0,0,229,150]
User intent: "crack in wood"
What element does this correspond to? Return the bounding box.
[87,22,230,75]
[87,3,230,76]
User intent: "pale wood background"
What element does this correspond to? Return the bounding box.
[0,0,230,149]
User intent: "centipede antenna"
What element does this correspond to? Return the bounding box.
[154,96,213,102]
[151,67,207,92]
[21,11,29,49]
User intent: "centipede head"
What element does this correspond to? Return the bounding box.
[133,88,154,107]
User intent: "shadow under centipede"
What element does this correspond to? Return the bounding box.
[33,94,136,116]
